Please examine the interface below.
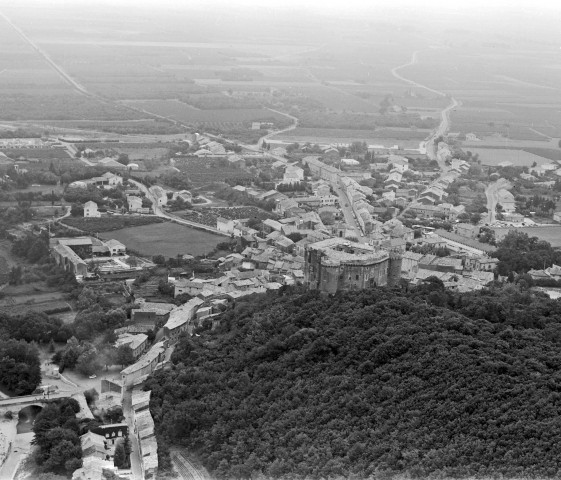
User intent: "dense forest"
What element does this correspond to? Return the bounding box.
[148,284,561,479]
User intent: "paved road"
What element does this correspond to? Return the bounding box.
[485,178,511,224]
[333,184,367,241]
[128,179,229,236]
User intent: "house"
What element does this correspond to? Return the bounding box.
[263,218,283,233]
[496,189,516,212]
[341,158,360,167]
[130,301,175,330]
[149,186,167,207]
[163,298,204,340]
[105,239,126,256]
[554,212,561,223]
[115,333,148,360]
[120,341,167,388]
[271,146,287,157]
[217,217,235,235]
[84,201,100,218]
[172,190,192,204]
[81,431,108,460]
[455,223,480,239]
[127,195,143,212]
[283,164,304,183]
[387,155,408,167]
[100,172,123,187]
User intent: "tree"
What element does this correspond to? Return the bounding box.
[115,345,135,367]
[8,266,22,285]
[117,153,130,166]
[70,204,84,217]
[114,441,126,468]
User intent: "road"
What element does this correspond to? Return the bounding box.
[485,178,511,224]
[0,10,92,97]
[257,108,299,149]
[386,50,462,216]
[128,180,229,236]
[171,451,211,480]
[122,390,143,480]
[333,184,368,241]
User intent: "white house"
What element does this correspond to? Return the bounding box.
[100,172,123,187]
[84,201,100,218]
[105,239,126,256]
[149,186,167,207]
[127,195,143,212]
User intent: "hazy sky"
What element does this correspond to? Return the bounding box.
[5,0,561,13]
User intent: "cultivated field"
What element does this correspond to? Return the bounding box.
[493,226,561,247]
[99,222,224,257]
[61,215,165,232]
[469,148,553,167]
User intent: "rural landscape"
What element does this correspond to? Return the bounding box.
[1,1,561,480]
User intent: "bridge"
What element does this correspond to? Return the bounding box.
[0,391,70,409]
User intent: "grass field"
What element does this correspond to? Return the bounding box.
[99,222,224,257]
[492,226,561,247]
[468,148,552,167]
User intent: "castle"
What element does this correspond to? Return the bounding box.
[304,238,402,294]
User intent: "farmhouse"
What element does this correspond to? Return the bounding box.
[84,201,100,218]
[105,239,126,256]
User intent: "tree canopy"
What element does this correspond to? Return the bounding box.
[148,286,561,479]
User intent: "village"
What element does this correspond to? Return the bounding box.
[2,126,561,480]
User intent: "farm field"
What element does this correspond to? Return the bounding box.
[99,222,224,257]
[492,226,561,248]
[276,128,424,148]
[176,158,253,186]
[61,215,165,233]
[469,148,552,167]
[122,100,290,129]
[0,148,71,160]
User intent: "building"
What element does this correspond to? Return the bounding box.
[50,237,91,276]
[105,239,126,256]
[81,431,108,460]
[91,424,129,447]
[149,185,168,207]
[163,297,204,340]
[120,341,166,388]
[84,201,101,218]
[456,223,480,239]
[130,301,175,330]
[304,238,401,294]
[127,195,143,212]
[115,333,148,360]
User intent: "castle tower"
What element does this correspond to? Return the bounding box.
[387,250,403,287]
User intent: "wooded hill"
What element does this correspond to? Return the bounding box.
[147,284,561,479]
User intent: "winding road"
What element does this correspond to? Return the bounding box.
[387,51,462,216]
